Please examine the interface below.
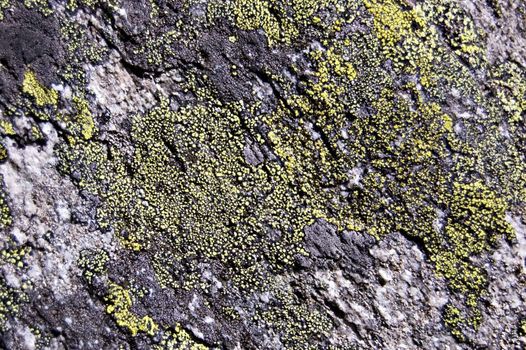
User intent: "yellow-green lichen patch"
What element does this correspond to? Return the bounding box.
[22,70,58,108]
[50,95,97,142]
[60,20,108,85]
[491,62,526,124]
[59,93,326,291]
[255,280,332,350]
[0,0,10,21]
[1,245,31,269]
[229,0,340,45]
[302,41,358,124]
[0,278,28,330]
[0,176,29,331]
[364,0,438,87]
[105,282,159,336]
[78,249,109,284]
[66,0,120,11]
[0,175,12,230]
[364,0,487,95]
[520,318,526,336]
[133,30,180,66]
[51,0,526,344]
[335,76,519,338]
[29,124,45,143]
[0,143,7,163]
[421,1,486,67]
[153,324,209,350]
[0,120,16,136]
[147,0,159,18]
[71,96,97,140]
[23,0,53,16]
[444,304,465,340]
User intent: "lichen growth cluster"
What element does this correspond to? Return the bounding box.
[3,0,525,347]
[23,0,53,16]
[0,0,10,21]
[0,278,28,330]
[231,0,330,45]
[0,175,12,229]
[520,318,526,336]
[60,94,314,289]
[105,282,159,336]
[0,177,30,332]
[153,324,209,350]
[65,0,119,11]
[0,120,15,137]
[78,249,109,284]
[255,279,333,349]
[22,70,58,108]
[55,0,526,343]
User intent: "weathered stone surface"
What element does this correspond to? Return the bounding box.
[0,1,525,349]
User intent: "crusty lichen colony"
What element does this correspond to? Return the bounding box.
[0,0,525,349]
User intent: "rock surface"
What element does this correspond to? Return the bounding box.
[0,1,525,349]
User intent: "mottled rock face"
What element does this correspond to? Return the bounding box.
[0,0,525,349]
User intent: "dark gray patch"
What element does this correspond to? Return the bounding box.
[0,4,63,107]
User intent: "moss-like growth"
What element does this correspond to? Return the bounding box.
[49,0,526,345]
[104,282,159,336]
[78,249,109,284]
[520,318,526,336]
[0,0,10,21]
[66,0,119,11]
[1,245,31,269]
[23,0,53,16]
[0,278,27,330]
[0,120,16,136]
[0,143,7,163]
[22,70,58,108]
[229,0,344,45]
[153,324,209,350]
[0,175,12,230]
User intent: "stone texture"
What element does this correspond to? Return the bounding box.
[0,1,525,349]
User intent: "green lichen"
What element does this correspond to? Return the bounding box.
[444,304,464,340]
[71,96,96,140]
[134,30,180,66]
[229,0,340,45]
[422,1,486,66]
[491,62,526,124]
[365,0,439,87]
[52,0,526,345]
[66,0,119,11]
[104,282,159,336]
[520,318,526,336]
[0,175,12,230]
[29,124,45,143]
[60,20,108,85]
[78,249,109,284]
[1,245,31,268]
[22,70,58,108]
[0,0,10,21]
[23,0,53,16]
[60,95,314,290]
[153,324,209,350]
[0,120,16,136]
[0,143,7,163]
[0,278,28,330]
[255,279,332,349]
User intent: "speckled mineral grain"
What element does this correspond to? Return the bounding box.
[0,1,525,349]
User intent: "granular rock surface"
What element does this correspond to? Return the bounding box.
[0,1,525,349]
